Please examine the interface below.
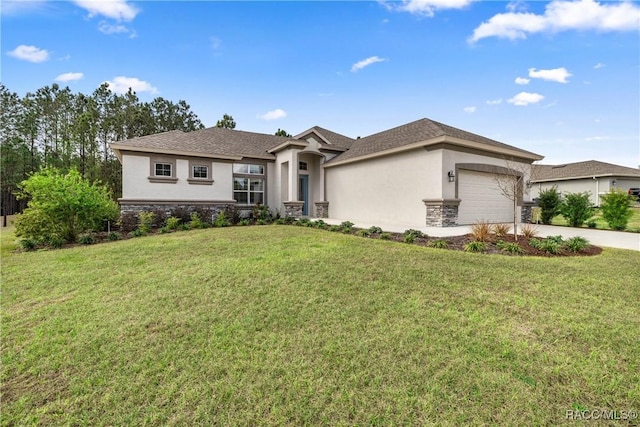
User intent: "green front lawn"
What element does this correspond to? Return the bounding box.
[550,206,640,231]
[2,225,639,425]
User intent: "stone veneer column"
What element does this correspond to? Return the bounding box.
[422,199,461,227]
[521,201,535,223]
[314,202,329,218]
[283,201,304,218]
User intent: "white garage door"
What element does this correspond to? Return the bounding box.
[458,170,514,224]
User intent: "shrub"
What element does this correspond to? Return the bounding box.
[170,207,192,224]
[521,224,539,239]
[560,192,594,227]
[179,223,190,231]
[470,221,492,242]
[190,212,207,229]
[46,235,65,249]
[129,229,145,238]
[538,186,562,224]
[118,212,138,233]
[14,168,119,243]
[223,205,242,225]
[238,219,251,226]
[356,229,371,237]
[464,241,487,253]
[492,223,510,237]
[213,211,231,227]
[403,229,425,239]
[137,211,155,234]
[19,238,37,251]
[530,236,563,254]
[600,189,634,231]
[329,225,341,232]
[429,239,448,249]
[159,226,170,234]
[165,216,181,230]
[496,240,524,254]
[313,220,327,229]
[78,233,96,245]
[368,226,383,234]
[251,204,273,224]
[108,231,121,241]
[586,220,597,229]
[379,232,391,240]
[565,236,590,253]
[402,229,425,243]
[340,221,354,232]
[256,219,267,225]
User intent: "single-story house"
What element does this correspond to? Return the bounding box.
[110,118,543,227]
[531,160,640,206]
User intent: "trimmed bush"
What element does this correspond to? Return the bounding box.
[600,189,634,231]
[165,216,181,230]
[379,232,391,240]
[137,211,155,234]
[213,211,231,227]
[340,221,354,232]
[538,186,562,224]
[560,192,594,227]
[356,229,371,237]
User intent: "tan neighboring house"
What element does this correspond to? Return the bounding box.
[110,118,543,227]
[531,160,640,206]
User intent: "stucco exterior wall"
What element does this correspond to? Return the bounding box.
[121,154,233,201]
[325,148,441,225]
[531,178,640,206]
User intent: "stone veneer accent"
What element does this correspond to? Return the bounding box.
[521,201,535,223]
[422,199,461,227]
[283,201,304,218]
[119,200,235,219]
[314,202,329,219]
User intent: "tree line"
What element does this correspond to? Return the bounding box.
[0,82,205,215]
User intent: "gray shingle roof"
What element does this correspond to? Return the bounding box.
[532,160,640,181]
[112,127,290,159]
[301,126,356,149]
[327,118,542,163]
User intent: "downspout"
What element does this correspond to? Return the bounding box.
[594,177,599,206]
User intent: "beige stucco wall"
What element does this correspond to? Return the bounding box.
[325,148,441,225]
[531,177,640,206]
[121,153,233,200]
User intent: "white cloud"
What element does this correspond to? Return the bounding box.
[105,76,158,94]
[508,92,544,106]
[486,98,503,105]
[73,0,139,21]
[469,0,640,43]
[515,77,530,85]
[258,109,287,121]
[585,136,610,141]
[528,67,572,83]
[383,0,475,17]
[351,56,387,72]
[594,62,606,69]
[7,44,49,63]
[55,72,84,82]
[506,0,528,13]
[98,21,136,37]
[463,106,477,113]
[0,0,48,15]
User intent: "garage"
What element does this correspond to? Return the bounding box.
[457,169,514,224]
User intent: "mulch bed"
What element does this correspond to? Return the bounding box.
[356,231,603,257]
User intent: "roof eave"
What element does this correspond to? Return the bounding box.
[109,143,243,161]
[532,173,640,183]
[267,140,308,154]
[324,135,543,168]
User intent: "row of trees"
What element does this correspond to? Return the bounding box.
[1,82,206,216]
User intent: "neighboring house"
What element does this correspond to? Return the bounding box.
[110,118,543,227]
[531,160,640,206]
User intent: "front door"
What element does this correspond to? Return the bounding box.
[298,174,309,216]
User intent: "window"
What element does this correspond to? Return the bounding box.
[233,162,265,205]
[148,156,177,183]
[155,163,172,177]
[299,161,308,171]
[192,165,208,179]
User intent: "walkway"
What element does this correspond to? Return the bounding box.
[314,218,640,251]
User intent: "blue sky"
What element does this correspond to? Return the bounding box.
[2,0,639,167]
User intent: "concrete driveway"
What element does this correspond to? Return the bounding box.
[315,218,640,251]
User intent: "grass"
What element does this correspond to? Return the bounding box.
[2,223,640,426]
[550,206,640,230]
